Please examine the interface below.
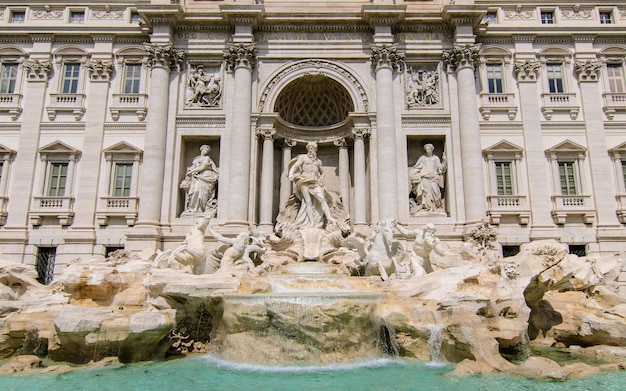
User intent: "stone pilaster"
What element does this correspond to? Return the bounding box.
[224,43,257,223]
[574,60,622,238]
[257,128,276,227]
[514,60,557,238]
[351,128,371,226]
[371,43,403,220]
[443,44,486,222]
[72,59,113,234]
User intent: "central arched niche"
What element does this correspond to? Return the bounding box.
[274,74,354,127]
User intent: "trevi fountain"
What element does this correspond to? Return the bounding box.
[1,143,626,389]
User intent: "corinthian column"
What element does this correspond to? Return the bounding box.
[371,44,403,220]
[443,44,486,222]
[334,138,351,215]
[351,128,370,226]
[257,128,276,228]
[280,139,296,207]
[224,43,257,223]
[136,43,184,226]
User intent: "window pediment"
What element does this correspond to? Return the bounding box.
[483,140,523,159]
[103,141,142,160]
[38,141,80,160]
[545,140,586,159]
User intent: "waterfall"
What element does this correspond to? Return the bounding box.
[427,325,444,365]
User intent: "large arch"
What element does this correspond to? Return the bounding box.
[258,59,369,114]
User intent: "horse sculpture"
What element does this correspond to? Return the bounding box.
[343,219,404,281]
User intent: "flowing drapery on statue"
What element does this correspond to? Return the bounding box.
[409,143,446,216]
[180,145,219,216]
[281,142,347,230]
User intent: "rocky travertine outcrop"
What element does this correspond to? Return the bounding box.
[0,240,625,381]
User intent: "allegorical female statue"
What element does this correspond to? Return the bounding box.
[409,143,446,216]
[180,145,219,216]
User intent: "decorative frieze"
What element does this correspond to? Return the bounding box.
[144,43,185,71]
[22,60,52,81]
[91,7,125,20]
[574,60,602,82]
[370,44,404,71]
[503,6,534,20]
[85,60,113,82]
[442,44,480,72]
[224,43,257,71]
[514,60,541,82]
[32,6,64,20]
[561,5,593,20]
[404,66,440,109]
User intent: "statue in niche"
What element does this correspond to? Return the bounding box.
[206,225,266,275]
[395,223,445,277]
[405,68,439,108]
[186,65,221,107]
[409,143,446,216]
[180,144,219,216]
[286,142,339,229]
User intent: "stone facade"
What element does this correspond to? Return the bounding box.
[0,1,624,273]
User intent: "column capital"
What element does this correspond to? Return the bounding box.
[333,138,350,148]
[282,138,297,149]
[224,43,257,71]
[575,60,602,82]
[351,128,371,140]
[85,60,113,82]
[442,44,480,72]
[256,128,276,140]
[371,44,404,71]
[514,60,542,82]
[22,60,52,82]
[144,43,185,71]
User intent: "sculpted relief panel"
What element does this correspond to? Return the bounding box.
[404,65,440,109]
[185,64,223,108]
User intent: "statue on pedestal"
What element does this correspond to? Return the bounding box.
[409,143,446,216]
[180,145,219,216]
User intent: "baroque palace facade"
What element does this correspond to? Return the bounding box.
[0,0,625,276]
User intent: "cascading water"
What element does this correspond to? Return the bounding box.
[426,325,444,366]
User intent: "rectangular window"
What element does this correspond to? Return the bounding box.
[123,64,141,94]
[10,11,25,23]
[36,247,56,285]
[559,161,578,195]
[113,163,133,197]
[484,12,497,25]
[486,64,504,93]
[546,64,564,93]
[70,11,85,24]
[599,12,613,24]
[0,63,18,94]
[495,161,514,195]
[61,63,80,94]
[541,11,554,24]
[47,163,68,197]
[607,64,625,93]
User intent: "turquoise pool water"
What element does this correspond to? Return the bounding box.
[2,355,626,391]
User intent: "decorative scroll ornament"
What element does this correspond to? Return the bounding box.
[514,60,542,81]
[370,44,404,71]
[442,44,480,72]
[224,43,257,71]
[32,6,64,20]
[575,60,602,82]
[503,5,534,20]
[561,5,592,20]
[85,60,113,81]
[91,6,125,20]
[22,60,52,81]
[144,43,185,71]
[186,65,222,107]
[405,67,440,108]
